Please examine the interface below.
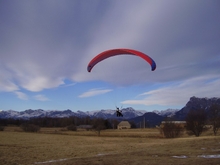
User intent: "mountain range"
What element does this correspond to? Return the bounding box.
[0,106,177,120]
[1,96,220,127]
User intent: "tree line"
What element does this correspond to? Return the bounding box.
[0,116,120,128]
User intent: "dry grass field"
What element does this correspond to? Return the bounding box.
[0,127,220,165]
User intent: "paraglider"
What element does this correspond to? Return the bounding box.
[116,106,123,117]
[87,48,156,117]
[87,48,156,72]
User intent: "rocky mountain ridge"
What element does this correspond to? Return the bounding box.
[174,96,220,120]
[0,107,175,120]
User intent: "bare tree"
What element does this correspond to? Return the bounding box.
[92,118,107,136]
[209,104,220,136]
[186,109,207,137]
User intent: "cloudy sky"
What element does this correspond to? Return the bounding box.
[0,0,220,112]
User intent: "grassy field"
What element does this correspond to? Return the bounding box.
[0,127,220,165]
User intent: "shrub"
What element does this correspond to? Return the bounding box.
[20,123,40,132]
[67,124,77,131]
[160,121,184,138]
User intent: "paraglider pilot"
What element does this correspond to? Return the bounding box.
[116,107,123,117]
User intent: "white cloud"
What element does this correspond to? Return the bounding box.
[79,88,112,98]
[0,66,19,92]
[60,82,77,88]
[34,94,50,101]
[20,76,64,92]
[121,75,220,107]
[14,91,28,100]
[0,80,18,92]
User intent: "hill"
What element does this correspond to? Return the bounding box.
[129,112,164,127]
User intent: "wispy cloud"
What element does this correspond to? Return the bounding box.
[34,94,50,101]
[14,91,28,100]
[122,75,220,107]
[79,88,112,98]
[59,82,77,88]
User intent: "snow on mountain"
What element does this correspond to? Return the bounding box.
[121,107,145,118]
[0,107,146,119]
[19,109,47,118]
[0,107,180,120]
[76,110,89,117]
[83,107,145,119]
[47,109,76,118]
[0,110,20,118]
[153,109,179,117]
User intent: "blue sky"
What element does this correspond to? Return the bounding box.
[0,0,220,112]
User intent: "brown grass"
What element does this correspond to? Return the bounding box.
[0,127,220,165]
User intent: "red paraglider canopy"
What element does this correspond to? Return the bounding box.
[87,48,156,72]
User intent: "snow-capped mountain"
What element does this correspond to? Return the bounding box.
[1,97,219,120]
[153,109,179,117]
[0,107,145,119]
[0,109,77,119]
